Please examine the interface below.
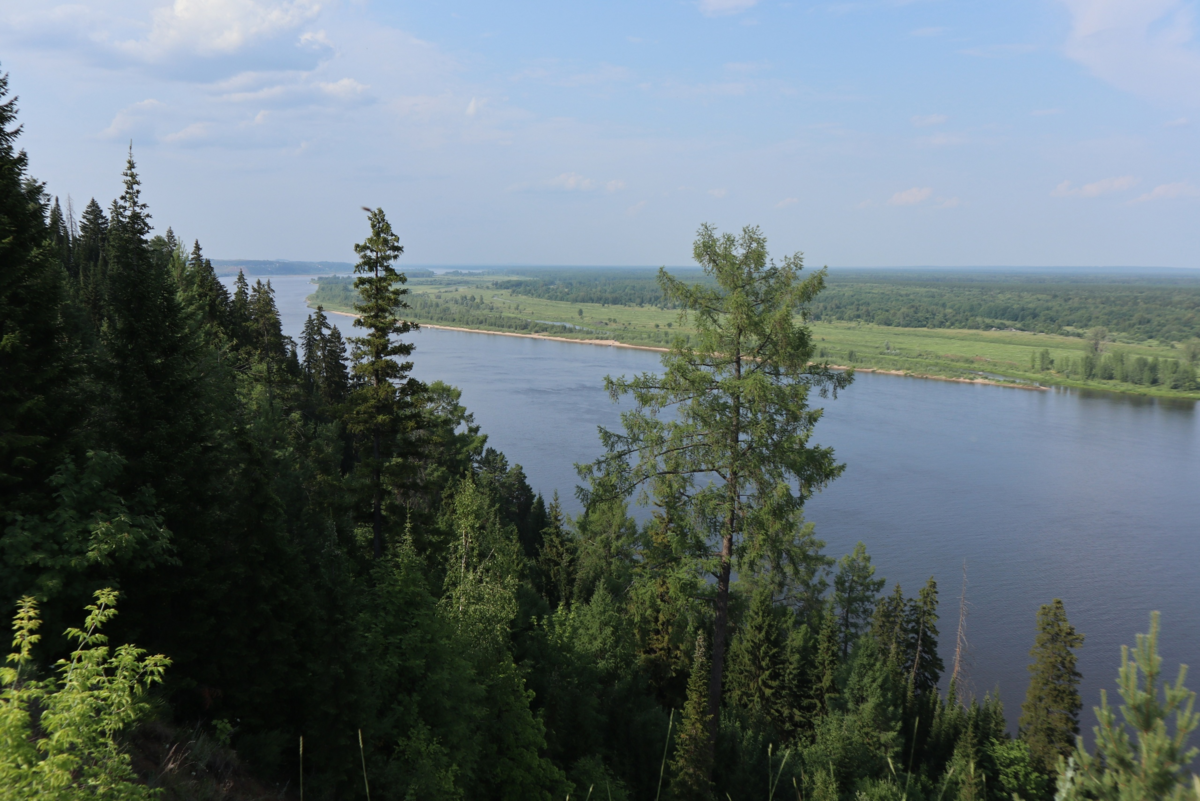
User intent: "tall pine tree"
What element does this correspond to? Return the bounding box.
[1019,598,1084,774]
[345,207,421,558]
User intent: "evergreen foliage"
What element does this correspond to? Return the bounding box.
[345,207,421,559]
[581,223,852,768]
[1057,613,1198,801]
[1020,598,1084,773]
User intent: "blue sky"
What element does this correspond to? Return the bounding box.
[1,0,1198,267]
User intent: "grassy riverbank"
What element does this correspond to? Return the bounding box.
[308,273,1200,400]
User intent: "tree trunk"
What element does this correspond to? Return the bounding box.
[707,531,733,760]
[706,347,742,769]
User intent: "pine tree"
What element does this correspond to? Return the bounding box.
[670,635,715,801]
[873,583,907,662]
[1020,599,1084,774]
[1056,612,1198,801]
[345,207,421,559]
[810,607,841,718]
[907,577,944,695]
[537,492,576,609]
[725,585,785,728]
[833,541,885,655]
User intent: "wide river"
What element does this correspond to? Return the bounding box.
[243,274,1200,730]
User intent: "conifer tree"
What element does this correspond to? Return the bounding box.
[810,607,841,718]
[345,207,421,558]
[873,583,907,662]
[833,541,885,655]
[582,224,849,764]
[907,577,944,695]
[0,70,75,519]
[537,492,576,609]
[323,324,351,404]
[726,585,785,727]
[1020,599,1084,774]
[671,635,715,801]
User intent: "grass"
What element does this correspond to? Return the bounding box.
[308,274,1200,401]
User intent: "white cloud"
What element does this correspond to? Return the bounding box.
[888,187,933,206]
[627,200,647,216]
[126,0,322,60]
[699,0,758,17]
[1052,176,1138,197]
[1059,0,1200,106]
[318,78,367,98]
[1131,182,1199,202]
[708,188,728,198]
[465,97,479,116]
[605,180,626,192]
[911,113,947,127]
[936,196,962,208]
[1165,117,1189,126]
[776,197,798,208]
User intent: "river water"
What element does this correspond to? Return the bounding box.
[242,275,1200,730]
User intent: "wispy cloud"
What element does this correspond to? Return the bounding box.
[911,113,947,127]
[1131,182,1198,202]
[1059,0,1200,106]
[1052,176,1138,197]
[708,188,728,198]
[698,0,758,17]
[1164,117,1189,127]
[776,197,798,208]
[124,0,323,60]
[888,187,933,206]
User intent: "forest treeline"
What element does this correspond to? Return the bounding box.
[489,268,1200,344]
[1,73,1196,800]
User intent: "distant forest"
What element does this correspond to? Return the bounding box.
[490,268,1200,343]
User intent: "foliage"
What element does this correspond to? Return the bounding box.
[0,590,169,800]
[1020,599,1084,775]
[1056,612,1198,801]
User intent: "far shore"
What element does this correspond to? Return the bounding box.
[325,310,1048,391]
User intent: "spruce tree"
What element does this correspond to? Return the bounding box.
[1019,598,1084,774]
[907,577,944,695]
[833,541,885,655]
[725,585,785,728]
[345,207,421,558]
[670,635,715,801]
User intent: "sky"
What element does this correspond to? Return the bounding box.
[1,0,1198,268]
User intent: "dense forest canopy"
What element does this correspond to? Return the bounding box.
[1,70,1195,800]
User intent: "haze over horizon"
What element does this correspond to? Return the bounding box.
[2,0,1198,268]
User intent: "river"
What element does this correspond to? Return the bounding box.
[236,274,1200,731]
